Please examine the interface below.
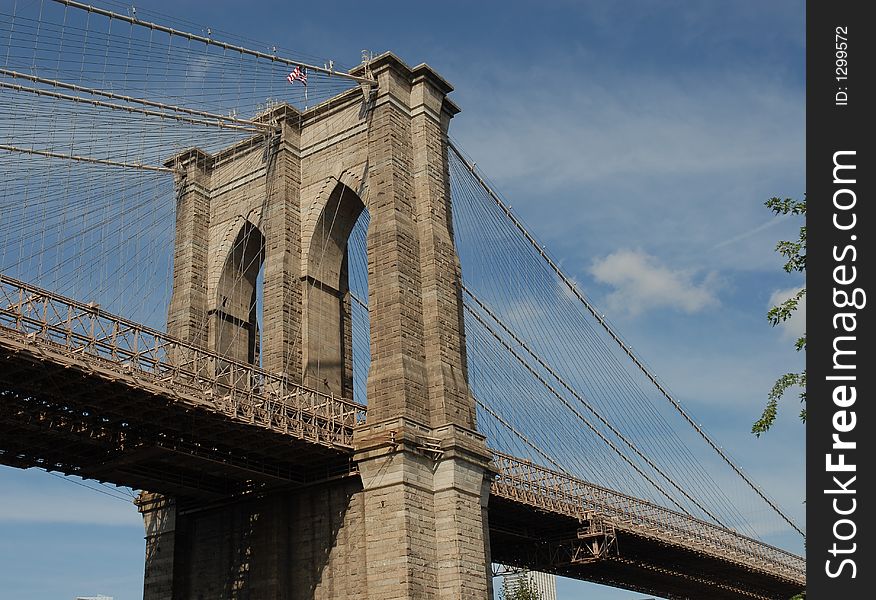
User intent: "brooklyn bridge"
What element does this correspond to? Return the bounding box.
[0,2,804,598]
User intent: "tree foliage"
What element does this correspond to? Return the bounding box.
[753,197,806,436]
[499,574,542,600]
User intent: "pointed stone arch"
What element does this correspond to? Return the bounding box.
[301,179,367,396]
[211,218,264,365]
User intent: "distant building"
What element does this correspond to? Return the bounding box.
[502,569,558,600]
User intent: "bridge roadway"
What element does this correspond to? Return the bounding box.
[0,274,804,599]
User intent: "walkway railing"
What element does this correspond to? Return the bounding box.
[0,273,804,585]
[0,274,365,449]
[491,452,805,585]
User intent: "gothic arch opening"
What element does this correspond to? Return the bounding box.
[347,209,370,406]
[213,220,265,366]
[303,181,366,398]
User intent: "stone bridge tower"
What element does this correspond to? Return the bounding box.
[140,53,494,600]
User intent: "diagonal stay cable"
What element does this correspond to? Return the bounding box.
[448,141,805,538]
[473,393,568,474]
[463,284,733,524]
[463,292,722,523]
[352,288,571,477]
[0,79,267,133]
[0,144,176,173]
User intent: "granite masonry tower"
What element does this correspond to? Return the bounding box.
[138,53,494,600]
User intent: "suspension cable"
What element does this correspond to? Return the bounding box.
[0,69,274,131]
[462,285,729,526]
[0,144,177,173]
[448,141,805,538]
[49,0,376,86]
[473,395,568,474]
[0,79,268,133]
[463,301,696,517]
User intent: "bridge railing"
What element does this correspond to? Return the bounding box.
[491,452,805,584]
[0,274,805,583]
[0,274,366,448]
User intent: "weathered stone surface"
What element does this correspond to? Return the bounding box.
[145,52,491,600]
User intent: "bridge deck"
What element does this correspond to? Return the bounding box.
[0,274,363,499]
[0,275,804,598]
[489,453,804,599]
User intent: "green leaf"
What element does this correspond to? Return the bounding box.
[795,334,806,352]
[758,196,806,437]
[765,196,806,216]
[752,397,778,436]
[754,372,805,435]
[767,288,806,326]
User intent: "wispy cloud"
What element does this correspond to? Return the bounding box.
[449,56,804,276]
[589,249,719,316]
[712,214,791,250]
[454,65,803,189]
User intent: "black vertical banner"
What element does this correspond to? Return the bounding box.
[807,1,874,598]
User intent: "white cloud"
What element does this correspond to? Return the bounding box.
[589,249,719,316]
[768,286,806,340]
[447,57,804,276]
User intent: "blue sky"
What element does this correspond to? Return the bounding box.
[0,1,805,598]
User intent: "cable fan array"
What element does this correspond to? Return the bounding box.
[327,141,805,549]
[0,0,803,555]
[0,0,362,329]
[446,143,804,547]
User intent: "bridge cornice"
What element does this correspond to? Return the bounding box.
[351,51,461,117]
[353,416,492,469]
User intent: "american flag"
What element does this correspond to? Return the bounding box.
[287,65,307,86]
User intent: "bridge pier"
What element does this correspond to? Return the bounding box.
[139,494,176,600]
[140,480,368,600]
[354,420,493,600]
[139,444,491,600]
[143,53,493,600]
